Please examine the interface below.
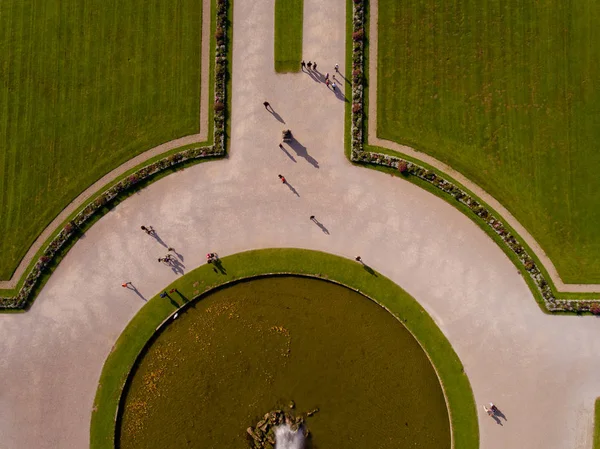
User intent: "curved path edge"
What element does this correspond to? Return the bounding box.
[366,0,600,293]
[91,249,478,449]
[0,0,213,291]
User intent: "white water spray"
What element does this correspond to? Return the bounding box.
[274,424,305,449]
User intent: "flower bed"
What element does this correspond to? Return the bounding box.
[0,0,230,309]
[348,0,599,313]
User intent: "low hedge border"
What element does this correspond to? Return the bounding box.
[348,0,599,313]
[91,249,478,449]
[0,0,230,310]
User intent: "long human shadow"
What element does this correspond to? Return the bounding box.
[278,144,296,162]
[126,284,147,301]
[336,71,351,85]
[306,69,323,83]
[312,69,325,82]
[268,108,285,124]
[287,138,319,168]
[170,258,185,275]
[332,84,349,102]
[174,290,189,303]
[490,414,503,426]
[362,263,377,276]
[151,231,168,248]
[176,250,184,262]
[284,181,300,197]
[212,258,227,274]
[311,218,330,235]
[493,408,507,421]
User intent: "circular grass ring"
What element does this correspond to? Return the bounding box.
[90,249,478,449]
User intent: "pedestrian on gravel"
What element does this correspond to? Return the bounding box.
[313,62,317,71]
[332,82,337,91]
[307,61,312,70]
[278,174,286,183]
[122,282,132,288]
[301,60,306,69]
[263,101,271,110]
[355,256,362,262]
[310,215,316,221]
[325,72,329,81]
[325,79,330,87]
[334,63,339,72]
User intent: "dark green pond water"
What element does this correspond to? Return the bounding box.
[118,276,450,449]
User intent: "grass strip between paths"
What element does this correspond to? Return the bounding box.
[90,249,478,449]
[594,398,600,449]
[274,0,303,72]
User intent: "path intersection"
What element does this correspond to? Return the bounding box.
[1,1,599,448]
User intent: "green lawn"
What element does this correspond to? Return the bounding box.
[274,0,303,72]
[377,0,600,283]
[595,398,600,449]
[91,249,478,449]
[0,0,202,280]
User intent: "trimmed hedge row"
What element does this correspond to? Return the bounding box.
[0,0,230,309]
[348,0,599,313]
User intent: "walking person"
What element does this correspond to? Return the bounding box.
[278,174,286,183]
[301,60,306,70]
[122,282,132,288]
[332,82,337,91]
[325,79,330,88]
[355,256,362,262]
[325,72,329,81]
[307,61,312,70]
[334,63,339,73]
[263,101,271,110]
[313,62,317,71]
[310,215,316,221]
[141,225,155,235]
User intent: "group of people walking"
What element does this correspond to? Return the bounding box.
[301,60,317,71]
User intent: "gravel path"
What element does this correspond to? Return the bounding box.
[0,1,599,448]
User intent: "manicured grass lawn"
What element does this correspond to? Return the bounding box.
[0,0,202,280]
[377,0,600,283]
[274,0,303,72]
[91,249,478,449]
[594,398,600,449]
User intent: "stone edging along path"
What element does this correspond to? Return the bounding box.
[0,0,228,309]
[349,0,600,312]
[90,249,478,449]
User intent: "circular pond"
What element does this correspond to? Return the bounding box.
[118,276,450,448]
